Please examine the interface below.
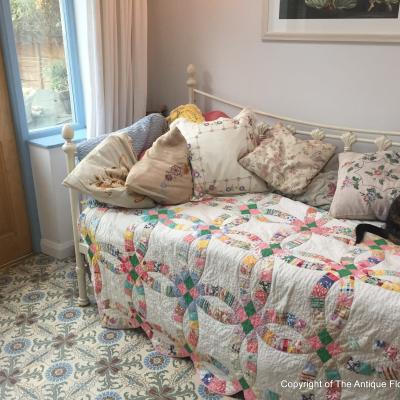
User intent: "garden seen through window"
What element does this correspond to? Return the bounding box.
[10,0,72,131]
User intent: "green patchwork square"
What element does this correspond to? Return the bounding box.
[244,301,256,317]
[184,343,192,353]
[158,209,168,215]
[375,239,386,246]
[311,298,324,309]
[326,369,341,381]
[369,245,381,250]
[135,314,143,324]
[262,248,273,257]
[248,203,257,210]
[307,222,317,228]
[318,329,333,345]
[271,243,280,249]
[130,269,139,281]
[130,254,139,267]
[200,230,211,235]
[85,235,92,245]
[241,209,250,215]
[345,264,357,271]
[148,214,158,221]
[317,348,331,363]
[338,269,352,278]
[183,292,193,305]
[88,249,94,260]
[358,363,375,376]
[241,319,254,334]
[239,377,250,390]
[184,276,195,290]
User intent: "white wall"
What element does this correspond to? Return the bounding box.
[148,0,399,132]
[29,145,74,259]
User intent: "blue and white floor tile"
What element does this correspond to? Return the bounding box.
[0,255,237,400]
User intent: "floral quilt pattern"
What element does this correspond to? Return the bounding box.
[79,193,400,400]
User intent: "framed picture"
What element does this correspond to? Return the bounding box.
[262,0,400,42]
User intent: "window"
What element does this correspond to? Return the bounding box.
[0,0,85,138]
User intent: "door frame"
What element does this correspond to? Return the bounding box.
[0,1,41,252]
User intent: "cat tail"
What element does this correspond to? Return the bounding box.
[355,223,388,244]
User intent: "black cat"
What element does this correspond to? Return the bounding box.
[355,196,400,245]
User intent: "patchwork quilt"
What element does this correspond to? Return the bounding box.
[79,193,400,400]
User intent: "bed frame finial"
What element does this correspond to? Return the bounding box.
[186,64,197,104]
[341,131,357,152]
[61,124,90,307]
[375,135,392,151]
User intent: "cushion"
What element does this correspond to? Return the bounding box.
[203,110,229,121]
[173,108,268,198]
[239,123,336,195]
[330,151,400,221]
[125,127,193,205]
[63,133,155,209]
[76,113,167,161]
[166,104,204,125]
[292,170,338,211]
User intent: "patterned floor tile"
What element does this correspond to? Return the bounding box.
[0,255,237,400]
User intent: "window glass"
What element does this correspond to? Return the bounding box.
[10,0,72,131]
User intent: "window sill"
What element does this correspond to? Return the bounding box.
[27,128,86,149]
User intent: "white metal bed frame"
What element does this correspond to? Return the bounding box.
[62,63,400,307]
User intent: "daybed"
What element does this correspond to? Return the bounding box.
[62,65,400,399]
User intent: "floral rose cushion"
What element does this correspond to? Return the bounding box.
[292,170,338,211]
[239,123,336,195]
[63,133,155,209]
[330,151,400,221]
[173,108,268,198]
[125,127,193,205]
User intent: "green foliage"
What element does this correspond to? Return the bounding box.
[44,59,68,92]
[11,0,63,44]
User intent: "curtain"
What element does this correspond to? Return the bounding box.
[75,0,147,138]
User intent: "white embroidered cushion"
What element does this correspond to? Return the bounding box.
[330,151,400,221]
[63,133,155,209]
[173,108,268,198]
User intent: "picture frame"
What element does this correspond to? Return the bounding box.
[262,0,400,42]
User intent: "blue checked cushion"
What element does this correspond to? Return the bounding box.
[77,113,168,161]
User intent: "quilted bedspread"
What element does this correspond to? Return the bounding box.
[79,193,400,400]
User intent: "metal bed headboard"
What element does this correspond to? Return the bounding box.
[62,63,399,307]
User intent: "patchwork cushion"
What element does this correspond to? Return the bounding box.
[63,133,155,209]
[126,127,193,205]
[330,151,400,221]
[76,113,167,161]
[239,123,336,195]
[173,108,268,198]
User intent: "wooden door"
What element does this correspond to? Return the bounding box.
[0,46,32,266]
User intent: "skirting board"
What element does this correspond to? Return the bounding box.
[41,238,75,259]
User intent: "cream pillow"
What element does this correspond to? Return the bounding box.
[239,123,336,195]
[125,127,193,205]
[63,133,155,209]
[330,151,400,221]
[173,108,267,198]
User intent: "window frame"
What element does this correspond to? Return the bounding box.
[0,0,86,140]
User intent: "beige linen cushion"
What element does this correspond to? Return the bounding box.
[173,108,268,199]
[292,170,338,211]
[239,123,336,195]
[125,127,193,205]
[63,133,155,209]
[330,151,400,221]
